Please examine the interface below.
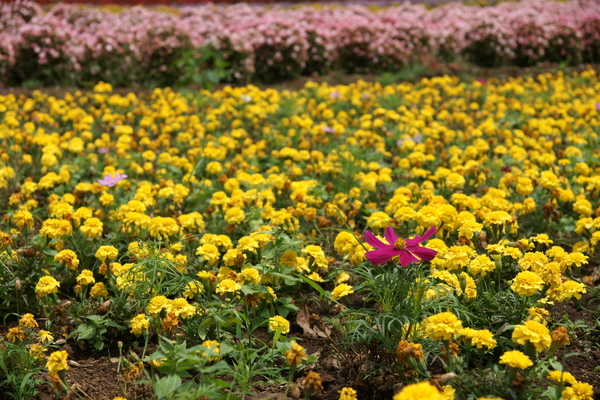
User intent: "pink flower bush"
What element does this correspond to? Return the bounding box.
[364,226,438,267]
[1,0,599,85]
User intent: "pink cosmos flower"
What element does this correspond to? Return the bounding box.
[97,172,128,187]
[364,226,438,267]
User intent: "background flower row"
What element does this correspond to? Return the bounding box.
[1,0,599,86]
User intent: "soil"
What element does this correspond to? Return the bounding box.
[2,289,591,400]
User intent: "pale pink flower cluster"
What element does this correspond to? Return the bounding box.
[1,0,599,84]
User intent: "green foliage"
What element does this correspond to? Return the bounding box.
[173,44,231,89]
[0,335,49,399]
[71,314,125,351]
[144,337,235,400]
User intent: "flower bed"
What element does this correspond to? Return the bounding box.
[1,0,599,87]
[0,69,599,399]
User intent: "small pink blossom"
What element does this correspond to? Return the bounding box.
[97,172,128,187]
[364,226,438,267]
[98,147,110,154]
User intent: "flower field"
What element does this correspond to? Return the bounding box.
[1,61,600,399]
[1,0,600,87]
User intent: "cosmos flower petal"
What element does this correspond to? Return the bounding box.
[405,226,437,246]
[384,226,398,247]
[399,251,420,267]
[365,249,399,265]
[410,246,438,261]
[363,230,390,249]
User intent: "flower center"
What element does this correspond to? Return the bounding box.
[394,238,406,250]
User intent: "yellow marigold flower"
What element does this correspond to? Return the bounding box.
[129,314,150,335]
[95,245,118,262]
[80,217,103,239]
[237,236,260,253]
[527,307,549,324]
[458,272,477,299]
[512,320,551,352]
[307,272,324,282]
[331,283,354,301]
[511,271,544,297]
[167,298,196,319]
[423,311,463,341]
[446,172,466,190]
[515,177,534,195]
[113,397,128,400]
[225,207,246,225]
[197,270,216,282]
[562,252,589,269]
[39,218,72,239]
[146,296,171,317]
[6,327,24,342]
[483,211,512,226]
[280,250,298,267]
[54,249,80,270]
[499,350,533,369]
[222,249,245,267]
[396,340,424,365]
[48,202,74,220]
[13,210,34,230]
[338,387,358,400]
[393,381,446,400]
[550,326,571,347]
[39,330,54,344]
[285,341,307,367]
[89,282,108,298]
[547,370,577,385]
[336,272,351,284]
[366,211,393,230]
[29,343,47,362]
[183,281,204,299]
[76,269,95,285]
[460,328,496,349]
[196,243,220,266]
[46,350,69,375]
[148,216,180,239]
[518,252,549,272]
[239,267,261,284]
[36,276,60,297]
[268,315,290,334]
[468,255,496,276]
[539,170,559,190]
[215,278,242,296]
[260,286,277,303]
[20,313,38,329]
[99,193,114,206]
[305,371,323,394]
[547,280,587,302]
[334,231,359,256]
[561,382,594,400]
